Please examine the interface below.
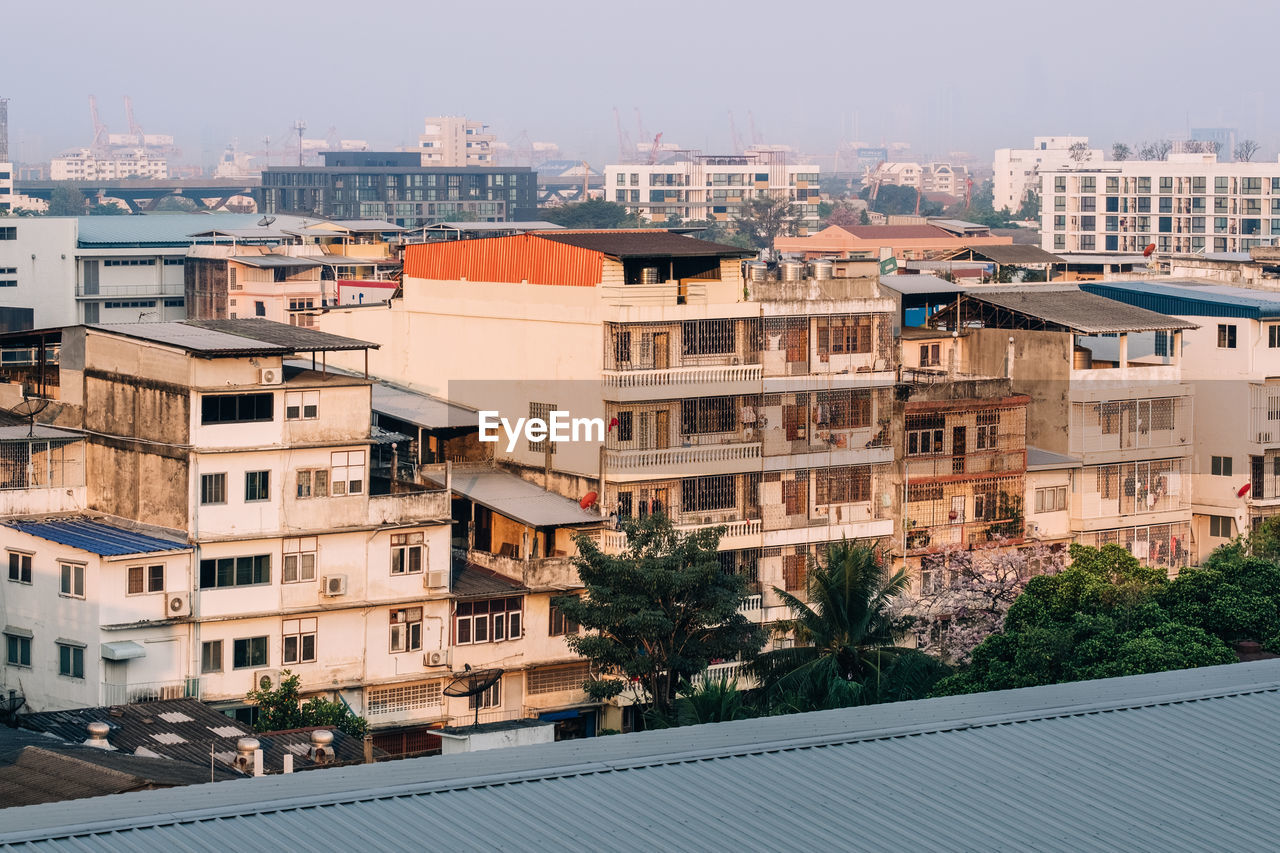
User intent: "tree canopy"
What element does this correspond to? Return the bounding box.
[246,670,369,738]
[555,514,766,718]
[731,195,802,250]
[541,199,641,229]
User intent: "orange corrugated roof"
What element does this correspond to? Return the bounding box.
[403,234,604,286]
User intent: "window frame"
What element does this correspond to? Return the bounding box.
[232,636,269,669]
[285,390,319,421]
[200,393,274,425]
[57,643,85,679]
[1210,455,1233,477]
[5,633,31,668]
[282,537,317,584]
[199,555,271,589]
[455,596,524,645]
[244,470,271,502]
[282,617,318,665]
[201,640,223,673]
[59,562,86,599]
[7,551,32,584]
[127,564,165,595]
[390,532,425,575]
[389,607,423,653]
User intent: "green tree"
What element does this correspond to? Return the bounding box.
[1016,190,1041,221]
[663,675,756,727]
[246,670,369,738]
[47,185,87,216]
[731,194,802,250]
[750,541,945,712]
[1112,143,1132,161]
[541,199,642,229]
[555,514,766,719]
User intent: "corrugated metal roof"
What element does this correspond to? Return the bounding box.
[404,232,604,286]
[452,561,529,599]
[425,467,602,528]
[877,273,963,295]
[186,319,377,353]
[1026,446,1082,470]
[5,660,1280,850]
[417,221,563,233]
[835,224,951,239]
[957,286,1198,333]
[92,320,376,357]
[1081,280,1280,320]
[74,214,265,247]
[0,425,82,443]
[943,244,1065,265]
[3,518,188,556]
[227,254,322,269]
[371,384,479,429]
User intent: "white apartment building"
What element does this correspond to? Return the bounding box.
[1040,153,1280,256]
[869,162,968,200]
[1081,281,1280,559]
[313,231,899,623]
[51,148,168,181]
[0,161,12,213]
[418,117,495,166]
[993,136,1099,214]
[604,152,821,230]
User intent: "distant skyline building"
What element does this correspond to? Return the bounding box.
[993,136,1100,214]
[418,116,495,167]
[50,147,168,181]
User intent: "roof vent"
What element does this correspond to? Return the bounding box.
[233,736,261,773]
[84,721,115,750]
[309,729,335,764]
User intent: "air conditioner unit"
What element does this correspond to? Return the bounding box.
[253,669,280,691]
[259,367,282,385]
[424,570,448,590]
[320,574,348,597]
[423,649,451,668]
[164,592,191,618]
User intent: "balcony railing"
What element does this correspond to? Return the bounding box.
[77,283,185,298]
[102,677,200,706]
[691,660,756,689]
[906,519,1024,553]
[367,488,450,525]
[677,518,762,540]
[905,449,1025,479]
[605,442,761,471]
[603,363,763,389]
[458,547,579,590]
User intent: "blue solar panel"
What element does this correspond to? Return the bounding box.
[3,519,188,556]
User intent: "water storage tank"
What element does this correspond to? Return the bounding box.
[1072,346,1093,369]
[809,260,833,280]
[780,260,805,281]
[744,261,768,281]
[641,267,660,284]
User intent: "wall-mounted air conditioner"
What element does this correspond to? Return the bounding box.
[260,367,282,385]
[164,592,191,618]
[423,649,451,668]
[321,574,347,597]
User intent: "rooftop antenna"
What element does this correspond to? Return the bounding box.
[442,664,504,729]
[294,119,307,167]
[9,397,50,437]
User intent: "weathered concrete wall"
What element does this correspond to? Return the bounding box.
[964,328,1071,454]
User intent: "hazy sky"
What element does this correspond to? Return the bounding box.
[6,0,1277,169]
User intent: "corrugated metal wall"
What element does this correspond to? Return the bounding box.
[403,234,603,286]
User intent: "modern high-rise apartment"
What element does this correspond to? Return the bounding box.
[418,117,495,166]
[603,152,821,230]
[1038,152,1280,256]
[50,148,168,181]
[993,136,1100,214]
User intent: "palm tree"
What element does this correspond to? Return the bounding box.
[750,541,923,711]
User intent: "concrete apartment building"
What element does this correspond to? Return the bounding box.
[603,152,821,230]
[0,160,12,213]
[1081,281,1280,557]
[993,136,1101,214]
[0,320,616,743]
[925,286,1197,571]
[418,117,495,166]
[50,149,168,181]
[310,231,916,618]
[867,162,969,203]
[1039,152,1280,256]
[259,151,538,228]
[775,221,1012,262]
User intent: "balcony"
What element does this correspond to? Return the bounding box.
[906,449,1025,480]
[690,660,756,689]
[676,517,763,549]
[603,364,762,401]
[906,519,1025,553]
[102,677,200,706]
[458,547,579,590]
[76,282,185,298]
[367,488,450,525]
[605,442,762,479]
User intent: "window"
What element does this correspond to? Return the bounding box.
[455,597,523,645]
[815,466,871,505]
[6,631,31,667]
[285,391,319,420]
[614,330,631,365]
[232,636,268,669]
[127,565,164,594]
[283,537,317,583]
[201,393,273,425]
[60,563,85,598]
[202,640,223,673]
[681,396,735,435]
[1209,515,1234,538]
[616,410,634,442]
[0,228,15,240]
[783,553,807,591]
[1211,456,1233,477]
[7,552,31,584]
[682,319,734,356]
[254,301,266,317]
[468,679,501,711]
[390,607,423,652]
[975,410,999,450]
[200,473,227,505]
[919,343,941,367]
[1217,324,1238,349]
[282,618,317,664]
[1035,486,1067,513]
[391,532,425,575]
[245,470,271,502]
[906,413,945,455]
[1270,326,1280,349]
[680,474,736,513]
[816,316,872,355]
[57,643,85,678]
[296,468,329,498]
[549,602,579,637]
[199,555,270,589]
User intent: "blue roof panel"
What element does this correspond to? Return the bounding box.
[3,518,189,556]
[1082,279,1280,320]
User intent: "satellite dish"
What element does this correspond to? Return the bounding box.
[258,215,277,227]
[580,491,598,510]
[443,664,505,729]
[8,397,50,437]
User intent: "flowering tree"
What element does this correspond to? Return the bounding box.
[891,540,1067,664]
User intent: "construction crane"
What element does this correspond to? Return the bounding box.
[868,160,887,203]
[634,109,648,152]
[748,111,762,146]
[612,107,634,163]
[728,112,744,155]
[580,161,591,201]
[88,96,108,155]
[124,95,144,147]
[647,133,663,165]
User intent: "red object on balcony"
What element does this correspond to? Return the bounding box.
[580,491,599,509]
[1143,243,1157,257]
[1238,482,1253,498]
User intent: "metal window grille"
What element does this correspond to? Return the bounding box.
[527,663,590,694]
[367,681,444,716]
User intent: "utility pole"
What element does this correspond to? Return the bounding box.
[294,120,307,167]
